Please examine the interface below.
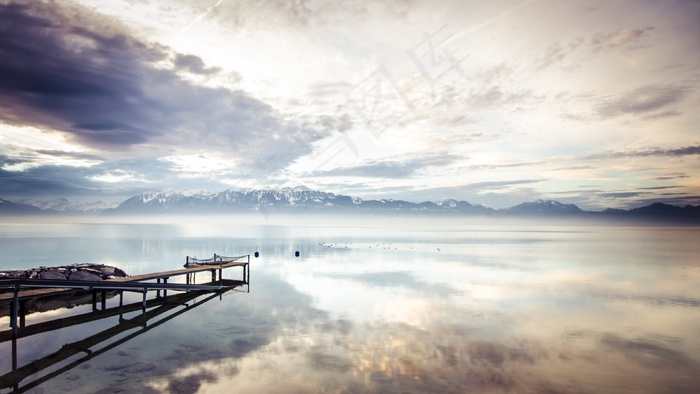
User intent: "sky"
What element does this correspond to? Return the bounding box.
[0,0,699,210]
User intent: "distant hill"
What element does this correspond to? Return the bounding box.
[16,198,118,215]
[2,187,699,223]
[0,198,44,215]
[503,199,584,215]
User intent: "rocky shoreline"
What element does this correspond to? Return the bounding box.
[0,263,128,282]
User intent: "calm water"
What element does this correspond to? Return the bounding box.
[1,216,699,393]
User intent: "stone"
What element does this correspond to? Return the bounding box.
[99,266,116,276]
[38,270,67,280]
[68,270,103,281]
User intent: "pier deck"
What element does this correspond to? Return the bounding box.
[0,255,250,335]
[0,257,249,303]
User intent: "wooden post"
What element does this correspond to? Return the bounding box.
[119,290,124,320]
[142,289,147,313]
[92,288,97,311]
[19,300,27,328]
[10,284,19,335]
[101,290,107,310]
[12,333,18,384]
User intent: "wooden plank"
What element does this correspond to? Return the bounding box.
[0,259,248,304]
[107,260,247,282]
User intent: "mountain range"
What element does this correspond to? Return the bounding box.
[1,187,699,223]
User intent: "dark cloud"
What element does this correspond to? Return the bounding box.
[0,2,165,146]
[0,154,186,199]
[653,173,689,180]
[173,54,221,75]
[598,192,643,198]
[0,162,102,198]
[0,1,327,171]
[585,145,700,160]
[595,84,691,118]
[34,150,102,161]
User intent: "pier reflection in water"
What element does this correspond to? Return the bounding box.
[0,277,249,393]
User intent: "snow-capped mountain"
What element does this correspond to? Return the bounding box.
[0,198,44,214]
[4,188,699,222]
[16,198,119,214]
[105,187,494,215]
[110,187,362,214]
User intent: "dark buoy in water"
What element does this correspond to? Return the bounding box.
[295,249,300,257]
[254,250,259,258]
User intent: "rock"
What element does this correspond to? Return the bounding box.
[39,270,67,280]
[1,264,128,282]
[68,270,103,281]
[114,268,128,278]
[99,266,116,276]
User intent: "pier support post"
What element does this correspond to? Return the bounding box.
[19,300,26,328]
[10,284,19,334]
[142,289,147,313]
[101,290,107,310]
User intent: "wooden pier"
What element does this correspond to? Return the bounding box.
[0,254,250,336]
[0,254,250,393]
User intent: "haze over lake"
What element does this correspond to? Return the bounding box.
[1,216,699,393]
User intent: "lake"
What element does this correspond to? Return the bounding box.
[1,216,699,393]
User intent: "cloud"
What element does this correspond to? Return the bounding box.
[653,173,689,181]
[173,54,221,75]
[0,1,330,175]
[0,153,183,199]
[595,84,691,118]
[468,161,544,170]
[591,28,650,52]
[465,86,535,109]
[0,162,103,197]
[585,145,700,160]
[311,153,460,179]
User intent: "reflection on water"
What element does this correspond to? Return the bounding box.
[1,218,699,393]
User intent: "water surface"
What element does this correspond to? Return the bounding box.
[1,217,699,393]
